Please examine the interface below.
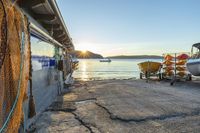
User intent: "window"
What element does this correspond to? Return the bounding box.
[31,36,56,71]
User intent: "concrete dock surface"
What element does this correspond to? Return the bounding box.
[30,79,200,133]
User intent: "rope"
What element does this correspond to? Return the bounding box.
[0,19,26,133]
[10,0,19,8]
[0,0,8,71]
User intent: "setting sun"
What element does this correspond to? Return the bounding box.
[78,49,89,58]
[81,50,87,54]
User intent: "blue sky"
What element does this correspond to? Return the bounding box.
[57,0,200,56]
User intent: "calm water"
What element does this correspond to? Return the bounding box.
[73,59,162,81]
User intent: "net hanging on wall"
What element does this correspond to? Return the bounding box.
[0,0,7,71]
[0,0,31,132]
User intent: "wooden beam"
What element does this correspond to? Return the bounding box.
[56,35,66,40]
[46,27,61,31]
[55,30,64,35]
[34,13,56,21]
[57,37,70,43]
[53,30,64,37]
[42,24,60,29]
[62,39,71,45]
[54,34,65,40]
[58,38,67,43]
[18,0,46,8]
[61,38,68,42]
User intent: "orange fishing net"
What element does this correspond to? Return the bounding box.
[0,0,30,132]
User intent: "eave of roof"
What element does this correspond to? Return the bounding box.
[17,0,74,51]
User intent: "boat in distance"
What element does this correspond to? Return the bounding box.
[99,58,111,62]
[187,43,200,76]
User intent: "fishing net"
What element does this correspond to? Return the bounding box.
[0,0,7,128]
[0,0,30,132]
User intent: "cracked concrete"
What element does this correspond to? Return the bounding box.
[31,79,200,133]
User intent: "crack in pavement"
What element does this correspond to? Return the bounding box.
[71,98,102,133]
[71,112,95,133]
[73,98,97,104]
[43,98,100,133]
[95,102,200,123]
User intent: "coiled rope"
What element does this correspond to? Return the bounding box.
[0,15,26,133]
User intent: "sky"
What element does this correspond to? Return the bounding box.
[57,0,200,56]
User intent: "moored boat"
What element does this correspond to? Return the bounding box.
[187,43,200,76]
[100,58,111,62]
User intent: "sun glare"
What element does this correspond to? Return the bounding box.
[82,50,87,54]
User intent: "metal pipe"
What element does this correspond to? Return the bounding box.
[30,22,64,48]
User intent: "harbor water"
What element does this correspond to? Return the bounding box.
[73,59,162,81]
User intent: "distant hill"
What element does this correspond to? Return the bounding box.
[107,55,163,59]
[70,50,103,59]
[69,50,163,59]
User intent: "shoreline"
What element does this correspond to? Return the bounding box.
[74,77,137,82]
[74,76,200,82]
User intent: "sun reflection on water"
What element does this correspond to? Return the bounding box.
[81,61,88,80]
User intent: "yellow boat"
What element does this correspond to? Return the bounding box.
[138,61,162,79]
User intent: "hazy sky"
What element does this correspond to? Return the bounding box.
[57,0,200,56]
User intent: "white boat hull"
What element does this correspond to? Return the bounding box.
[99,59,111,62]
[187,59,200,76]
